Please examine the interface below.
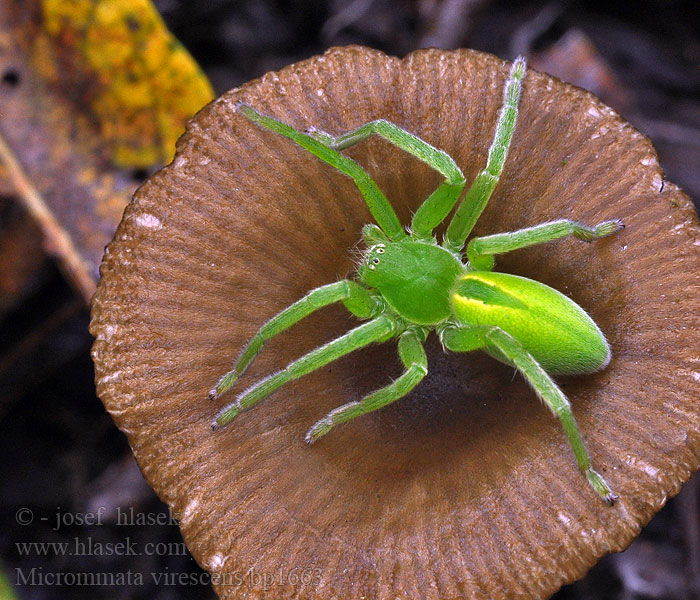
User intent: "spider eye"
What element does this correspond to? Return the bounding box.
[372,258,380,264]
[376,247,385,254]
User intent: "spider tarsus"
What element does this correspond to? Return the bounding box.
[586,468,617,506]
[210,420,223,431]
[598,219,625,237]
[578,219,625,243]
[305,421,331,444]
[605,492,620,506]
[210,371,242,400]
[235,102,260,123]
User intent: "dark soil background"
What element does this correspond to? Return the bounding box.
[1,0,698,599]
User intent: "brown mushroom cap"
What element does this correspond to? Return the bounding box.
[90,46,700,599]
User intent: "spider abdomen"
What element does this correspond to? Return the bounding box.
[450,272,610,374]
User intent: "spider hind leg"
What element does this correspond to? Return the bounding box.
[306,328,428,443]
[440,323,618,505]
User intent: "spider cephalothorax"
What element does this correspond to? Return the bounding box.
[361,237,464,324]
[210,57,623,505]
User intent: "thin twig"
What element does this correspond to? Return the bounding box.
[0,131,95,303]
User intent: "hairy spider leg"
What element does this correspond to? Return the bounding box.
[443,56,526,254]
[210,280,380,400]
[308,120,466,239]
[305,328,428,443]
[440,324,618,505]
[466,218,625,271]
[236,103,405,241]
[212,315,400,429]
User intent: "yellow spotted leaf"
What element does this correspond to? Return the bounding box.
[0,0,214,303]
[41,0,215,167]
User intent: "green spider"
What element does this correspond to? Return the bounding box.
[210,56,623,505]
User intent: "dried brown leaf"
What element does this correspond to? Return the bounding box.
[0,0,213,302]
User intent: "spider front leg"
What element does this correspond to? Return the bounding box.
[237,103,405,241]
[443,56,526,253]
[212,315,401,429]
[466,218,625,270]
[210,280,380,400]
[440,324,618,505]
[309,120,466,239]
[306,328,428,443]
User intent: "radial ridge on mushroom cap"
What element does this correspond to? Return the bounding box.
[90,46,700,600]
